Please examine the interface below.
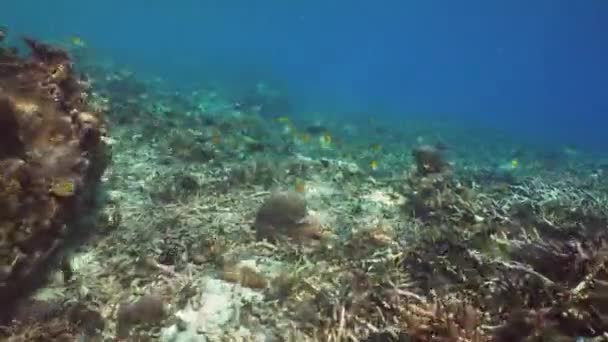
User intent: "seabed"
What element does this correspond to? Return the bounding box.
[3,43,608,342]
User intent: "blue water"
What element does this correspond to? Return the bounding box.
[3,1,607,152]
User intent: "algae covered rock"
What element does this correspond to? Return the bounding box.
[0,37,109,307]
[117,294,166,339]
[412,144,449,175]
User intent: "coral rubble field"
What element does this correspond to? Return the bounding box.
[2,38,608,342]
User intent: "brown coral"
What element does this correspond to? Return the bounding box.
[0,37,109,313]
[412,145,449,176]
[221,264,269,289]
[253,190,322,242]
[116,294,166,338]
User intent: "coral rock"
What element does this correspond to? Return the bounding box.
[0,37,109,309]
[117,294,166,338]
[412,145,449,175]
[254,191,322,242]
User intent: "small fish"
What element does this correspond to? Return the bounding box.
[319,132,332,147]
[70,36,86,47]
[510,159,519,169]
[298,133,311,143]
[305,124,326,135]
[275,116,290,123]
[49,178,76,197]
[370,160,379,171]
[370,144,382,152]
[0,26,6,42]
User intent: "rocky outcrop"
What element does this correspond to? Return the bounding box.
[0,37,109,308]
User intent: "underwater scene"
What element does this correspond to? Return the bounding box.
[1,1,608,341]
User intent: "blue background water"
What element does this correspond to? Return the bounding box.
[3,1,607,152]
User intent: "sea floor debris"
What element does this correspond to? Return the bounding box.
[2,39,608,342]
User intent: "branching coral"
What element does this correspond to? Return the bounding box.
[399,171,608,340]
[403,147,479,226]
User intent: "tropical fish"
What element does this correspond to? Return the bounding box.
[305,124,326,135]
[70,36,87,47]
[319,132,332,148]
[510,159,519,169]
[0,26,6,42]
[370,160,379,171]
[49,178,76,197]
[275,116,290,123]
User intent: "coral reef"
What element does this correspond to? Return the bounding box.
[3,36,607,341]
[0,37,109,311]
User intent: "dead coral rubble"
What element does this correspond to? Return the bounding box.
[2,299,105,341]
[400,168,608,339]
[0,37,109,311]
[404,146,478,225]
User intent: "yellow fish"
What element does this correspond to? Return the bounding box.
[370,160,379,171]
[49,178,76,197]
[70,36,87,47]
[275,116,290,123]
[510,159,519,169]
[320,132,332,146]
[370,144,382,152]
